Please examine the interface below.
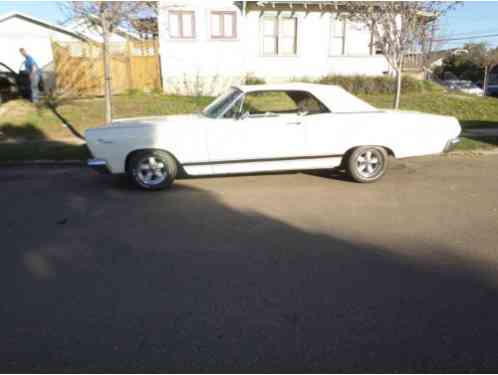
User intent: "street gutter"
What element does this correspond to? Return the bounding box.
[0,160,85,167]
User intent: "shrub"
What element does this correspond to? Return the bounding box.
[317,75,441,95]
[290,76,315,83]
[244,75,266,85]
[126,88,145,97]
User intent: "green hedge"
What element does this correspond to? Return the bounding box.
[242,74,442,95]
[244,75,266,85]
[317,75,442,95]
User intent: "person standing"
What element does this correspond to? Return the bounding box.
[19,48,41,103]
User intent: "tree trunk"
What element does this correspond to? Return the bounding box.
[101,11,113,123]
[393,68,402,110]
[483,65,489,97]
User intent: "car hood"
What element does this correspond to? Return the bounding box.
[85,113,206,140]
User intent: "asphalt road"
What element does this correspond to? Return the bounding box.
[1,154,498,372]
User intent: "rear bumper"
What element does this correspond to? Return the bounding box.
[444,137,461,153]
[87,159,110,174]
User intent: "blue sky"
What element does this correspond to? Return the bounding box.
[1,1,498,49]
[438,1,498,49]
[0,1,64,22]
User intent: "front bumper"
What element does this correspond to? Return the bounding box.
[87,159,110,174]
[444,137,461,153]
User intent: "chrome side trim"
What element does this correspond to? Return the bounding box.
[182,154,344,167]
[87,159,110,174]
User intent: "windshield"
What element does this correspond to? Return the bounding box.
[202,88,242,119]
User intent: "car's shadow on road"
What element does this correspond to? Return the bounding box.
[174,168,353,183]
[1,169,498,372]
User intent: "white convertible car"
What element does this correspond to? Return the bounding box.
[86,83,461,190]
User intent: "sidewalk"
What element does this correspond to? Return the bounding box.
[462,128,498,137]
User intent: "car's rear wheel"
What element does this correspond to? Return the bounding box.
[127,150,177,190]
[346,146,388,183]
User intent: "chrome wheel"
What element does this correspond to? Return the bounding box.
[355,149,383,179]
[135,156,167,186]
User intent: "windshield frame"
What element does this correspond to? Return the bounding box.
[202,87,244,119]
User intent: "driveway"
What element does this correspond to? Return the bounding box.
[1,154,498,372]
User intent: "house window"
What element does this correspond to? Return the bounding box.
[169,10,196,39]
[211,11,237,39]
[330,17,346,56]
[262,16,298,56]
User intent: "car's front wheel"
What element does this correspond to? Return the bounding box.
[127,150,177,190]
[346,146,389,183]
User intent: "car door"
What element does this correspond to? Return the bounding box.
[296,92,352,167]
[206,91,306,174]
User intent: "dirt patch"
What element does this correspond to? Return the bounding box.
[0,99,38,118]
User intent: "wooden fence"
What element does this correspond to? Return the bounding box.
[52,39,161,97]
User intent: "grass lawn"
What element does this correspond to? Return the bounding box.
[0,90,497,161]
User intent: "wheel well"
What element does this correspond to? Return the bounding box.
[341,146,395,168]
[343,145,395,159]
[125,149,181,173]
[383,147,395,157]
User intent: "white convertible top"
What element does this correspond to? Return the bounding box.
[234,83,378,113]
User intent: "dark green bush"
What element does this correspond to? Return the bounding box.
[244,75,266,85]
[317,75,441,95]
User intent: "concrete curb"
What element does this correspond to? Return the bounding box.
[0,139,86,145]
[462,129,498,137]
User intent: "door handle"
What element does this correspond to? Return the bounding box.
[286,121,302,126]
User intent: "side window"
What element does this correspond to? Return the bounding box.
[262,16,298,56]
[169,10,196,39]
[211,11,237,39]
[330,16,346,56]
[242,91,298,116]
[239,91,329,117]
[287,91,330,115]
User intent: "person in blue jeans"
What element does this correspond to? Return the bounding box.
[19,48,41,103]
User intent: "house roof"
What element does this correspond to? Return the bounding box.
[0,12,87,40]
[63,15,142,43]
[234,83,377,113]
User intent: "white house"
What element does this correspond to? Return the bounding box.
[158,0,391,95]
[0,12,87,91]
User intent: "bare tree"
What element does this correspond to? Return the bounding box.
[337,2,457,109]
[60,2,155,123]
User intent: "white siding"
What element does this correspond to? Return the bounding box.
[159,1,391,95]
